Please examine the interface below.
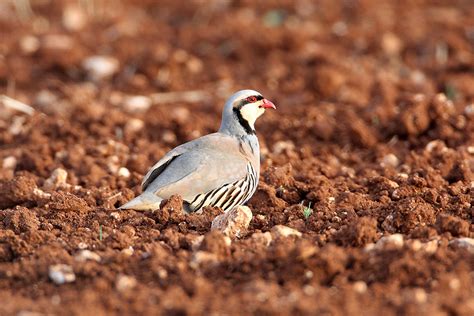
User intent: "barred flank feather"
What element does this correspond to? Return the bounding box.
[189,163,258,212]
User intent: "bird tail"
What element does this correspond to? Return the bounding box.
[119,192,163,211]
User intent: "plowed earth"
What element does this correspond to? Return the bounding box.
[0,1,473,315]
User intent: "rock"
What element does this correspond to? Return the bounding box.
[250,231,273,247]
[110,212,121,220]
[449,238,474,252]
[375,234,404,249]
[74,250,101,262]
[48,264,75,284]
[425,140,448,153]
[211,205,253,238]
[118,167,131,178]
[115,274,137,292]
[190,235,205,252]
[271,225,302,238]
[44,168,68,190]
[62,4,86,31]
[272,140,295,154]
[122,95,152,113]
[381,154,399,168]
[382,32,402,55]
[353,281,367,293]
[421,239,439,254]
[124,118,144,134]
[190,251,220,269]
[121,246,134,257]
[20,35,40,54]
[82,56,119,81]
[2,156,17,169]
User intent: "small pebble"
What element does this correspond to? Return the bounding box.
[425,140,447,153]
[110,212,121,220]
[121,246,134,257]
[62,4,86,31]
[381,153,399,168]
[20,35,40,54]
[449,238,474,252]
[353,281,367,293]
[190,251,220,269]
[124,118,144,134]
[375,234,404,249]
[115,275,137,292]
[272,140,295,154]
[48,264,75,285]
[118,167,131,178]
[2,156,17,169]
[44,168,68,190]
[74,250,101,262]
[413,288,427,304]
[122,95,152,113]
[82,56,119,81]
[271,225,302,238]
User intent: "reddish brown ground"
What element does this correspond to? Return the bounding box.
[0,1,473,315]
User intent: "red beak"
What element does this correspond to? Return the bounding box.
[262,99,276,109]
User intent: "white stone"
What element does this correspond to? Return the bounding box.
[82,56,119,81]
[44,168,68,190]
[381,153,399,168]
[124,118,144,134]
[115,275,137,292]
[211,206,253,238]
[110,212,121,220]
[74,250,101,262]
[450,238,474,252]
[464,104,474,115]
[272,140,295,154]
[271,225,302,238]
[63,5,86,31]
[353,281,367,293]
[190,251,219,269]
[121,246,134,256]
[48,264,75,284]
[122,95,152,113]
[425,140,447,153]
[118,167,131,178]
[375,234,404,249]
[20,35,40,54]
[2,156,17,169]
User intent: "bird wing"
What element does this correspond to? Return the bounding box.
[141,133,250,202]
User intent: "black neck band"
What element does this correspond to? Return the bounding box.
[233,107,256,135]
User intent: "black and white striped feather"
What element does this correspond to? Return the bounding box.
[188,163,258,212]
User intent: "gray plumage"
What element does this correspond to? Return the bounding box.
[120,89,275,212]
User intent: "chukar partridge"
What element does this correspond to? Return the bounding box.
[120,89,276,212]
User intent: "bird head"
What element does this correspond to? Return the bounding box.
[219,89,276,135]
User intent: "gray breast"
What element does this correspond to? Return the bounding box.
[187,163,258,212]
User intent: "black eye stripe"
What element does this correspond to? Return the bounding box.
[237,95,263,108]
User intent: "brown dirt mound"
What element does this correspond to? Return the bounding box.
[0,1,473,315]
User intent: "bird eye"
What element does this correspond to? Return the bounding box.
[246,96,257,103]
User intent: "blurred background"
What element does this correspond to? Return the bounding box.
[0,1,474,315]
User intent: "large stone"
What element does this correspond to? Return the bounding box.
[211,206,253,238]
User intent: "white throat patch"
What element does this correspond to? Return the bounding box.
[239,103,265,130]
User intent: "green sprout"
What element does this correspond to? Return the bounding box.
[302,201,313,219]
[99,225,103,241]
